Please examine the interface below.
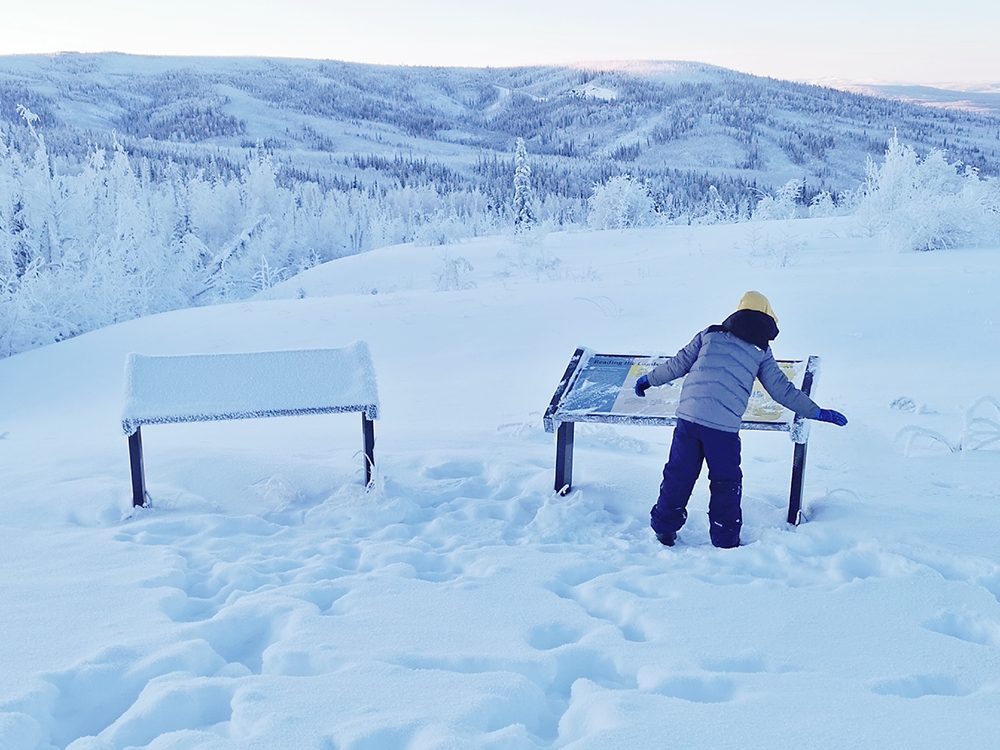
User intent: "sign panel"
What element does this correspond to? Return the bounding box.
[552,351,806,425]
[544,347,821,523]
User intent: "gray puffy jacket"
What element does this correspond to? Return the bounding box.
[647,323,818,433]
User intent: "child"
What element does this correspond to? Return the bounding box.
[633,291,847,548]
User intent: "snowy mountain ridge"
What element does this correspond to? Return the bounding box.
[3,52,1000,207]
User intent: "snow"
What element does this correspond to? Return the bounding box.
[2,218,1000,748]
[121,343,380,435]
[569,84,617,101]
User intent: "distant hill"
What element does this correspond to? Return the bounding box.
[842,82,1000,116]
[3,53,1000,217]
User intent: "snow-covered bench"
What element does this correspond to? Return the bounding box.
[121,342,380,507]
[544,348,819,525]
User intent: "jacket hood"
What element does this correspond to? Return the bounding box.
[721,309,779,350]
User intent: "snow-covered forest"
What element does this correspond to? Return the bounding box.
[2,54,1000,357]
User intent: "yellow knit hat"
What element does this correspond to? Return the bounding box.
[737,291,778,323]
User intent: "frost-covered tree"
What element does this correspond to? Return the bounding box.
[690,184,740,225]
[0,115,511,358]
[753,179,805,221]
[852,134,1000,251]
[808,191,838,218]
[587,175,656,230]
[512,138,535,232]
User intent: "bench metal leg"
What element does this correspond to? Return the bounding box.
[787,440,808,525]
[555,421,574,495]
[128,427,147,508]
[362,413,376,488]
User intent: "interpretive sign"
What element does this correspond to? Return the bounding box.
[544,348,819,524]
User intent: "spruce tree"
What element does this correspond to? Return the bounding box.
[512,138,535,233]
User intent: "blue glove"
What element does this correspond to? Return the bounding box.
[813,407,848,426]
[634,374,651,398]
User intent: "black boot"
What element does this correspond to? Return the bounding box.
[656,530,676,547]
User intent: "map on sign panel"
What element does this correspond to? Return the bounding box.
[554,352,805,424]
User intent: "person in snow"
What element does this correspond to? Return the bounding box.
[633,291,847,549]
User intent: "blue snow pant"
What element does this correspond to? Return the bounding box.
[650,419,743,548]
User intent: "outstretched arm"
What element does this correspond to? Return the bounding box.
[635,331,705,397]
[648,331,704,386]
[758,352,847,426]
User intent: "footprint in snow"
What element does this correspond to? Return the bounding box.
[923,610,1000,648]
[649,674,738,703]
[421,459,485,480]
[528,623,584,651]
[872,674,974,698]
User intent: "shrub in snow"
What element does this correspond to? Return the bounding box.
[852,134,1000,251]
[434,254,476,291]
[890,396,917,413]
[690,184,740,225]
[752,179,805,221]
[587,175,657,230]
[896,396,1000,454]
[413,210,464,246]
[742,225,804,269]
[496,240,562,282]
[253,255,286,298]
[963,396,1000,450]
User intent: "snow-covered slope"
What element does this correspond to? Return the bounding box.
[2,219,1000,748]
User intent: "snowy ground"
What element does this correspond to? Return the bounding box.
[2,218,1000,749]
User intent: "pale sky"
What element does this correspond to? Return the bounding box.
[3,0,999,86]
